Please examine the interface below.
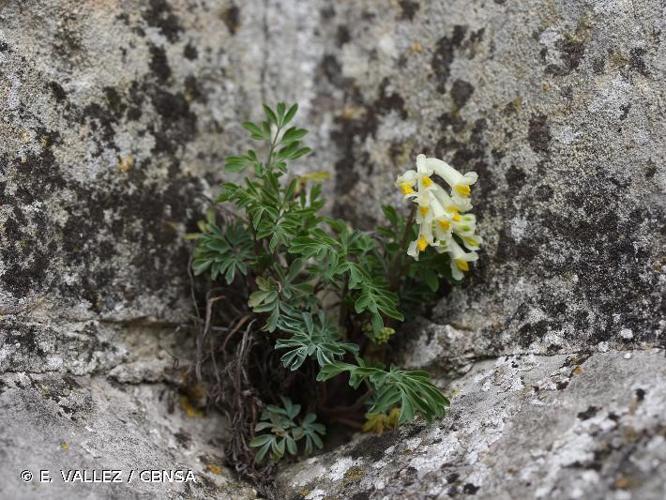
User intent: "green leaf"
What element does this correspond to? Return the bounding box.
[249,434,274,463]
[225,155,248,172]
[276,312,358,370]
[283,103,298,125]
[249,262,314,332]
[382,205,399,226]
[317,362,449,424]
[191,221,254,284]
[277,102,286,122]
[286,436,298,455]
[242,121,266,140]
[263,104,278,125]
[316,362,359,382]
[288,229,338,258]
[291,147,312,159]
[281,127,307,145]
[251,396,326,461]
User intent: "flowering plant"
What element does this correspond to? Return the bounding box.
[188,104,481,471]
[396,154,481,280]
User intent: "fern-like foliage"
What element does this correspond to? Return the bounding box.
[317,361,449,424]
[191,218,254,285]
[249,397,325,462]
[191,103,457,463]
[275,312,358,370]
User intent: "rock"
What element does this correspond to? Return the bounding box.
[257,0,666,354]
[0,372,256,500]
[266,1,666,495]
[1,0,665,499]
[0,0,272,328]
[1,3,268,496]
[277,349,666,500]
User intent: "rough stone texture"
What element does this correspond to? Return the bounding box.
[2,0,665,499]
[0,0,265,326]
[0,1,269,497]
[264,0,666,354]
[0,371,257,499]
[267,2,666,497]
[278,349,666,500]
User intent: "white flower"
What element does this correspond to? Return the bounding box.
[429,187,483,252]
[396,154,483,278]
[419,154,478,199]
[436,237,479,281]
[395,154,436,199]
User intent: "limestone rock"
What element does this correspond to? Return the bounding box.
[1,0,665,499]
[277,349,666,500]
[264,0,666,354]
[0,371,257,500]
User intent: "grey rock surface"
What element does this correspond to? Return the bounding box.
[1,1,268,497]
[277,349,666,500]
[268,0,666,354]
[1,0,665,499]
[0,371,257,500]
[0,0,264,326]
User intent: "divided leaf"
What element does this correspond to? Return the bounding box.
[276,312,358,370]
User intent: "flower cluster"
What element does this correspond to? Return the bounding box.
[395,154,482,280]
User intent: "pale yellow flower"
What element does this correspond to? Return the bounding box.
[396,154,483,278]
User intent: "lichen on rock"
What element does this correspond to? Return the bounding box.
[1,0,665,498]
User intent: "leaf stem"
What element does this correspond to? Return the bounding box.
[389,205,415,292]
[266,123,282,171]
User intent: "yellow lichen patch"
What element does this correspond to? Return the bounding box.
[508,96,522,113]
[179,395,204,418]
[60,441,69,451]
[297,171,332,193]
[409,41,424,53]
[297,487,312,497]
[362,407,401,434]
[299,171,331,183]
[455,259,469,272]
[343,466,366,484]
[206,464,224,475]
[614,476,631,490]
[340,105,365,121]
[117,155,134,173]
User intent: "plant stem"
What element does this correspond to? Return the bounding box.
[338,275,350,332]
[388,205,415,292]
[266,124,281,170]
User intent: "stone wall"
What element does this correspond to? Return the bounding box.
[1,0,664,499]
